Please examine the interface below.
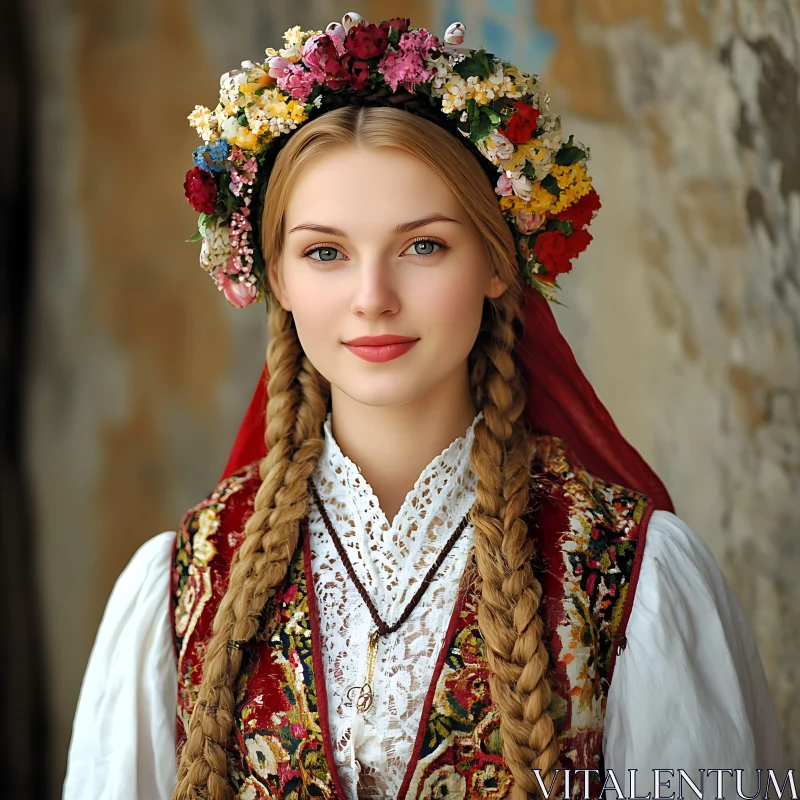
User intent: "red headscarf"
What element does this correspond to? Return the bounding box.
[220,287,674,513]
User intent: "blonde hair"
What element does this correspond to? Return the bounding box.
[173,105,562,800]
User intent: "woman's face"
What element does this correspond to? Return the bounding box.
[268,145,507,410]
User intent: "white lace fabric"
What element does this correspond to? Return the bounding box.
[308,410,483,800]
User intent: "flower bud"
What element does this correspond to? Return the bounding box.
[325,21,346,41]
[444,22,465,45]
[342,11,364,32]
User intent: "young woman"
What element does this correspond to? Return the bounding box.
[64,13,787,800]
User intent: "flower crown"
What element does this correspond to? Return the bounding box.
[184,12,601,309]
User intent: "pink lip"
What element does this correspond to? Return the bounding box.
[343,334,418,346]
[343,339,419,363]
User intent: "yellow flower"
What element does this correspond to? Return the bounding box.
[548,164,593,213]
[503,139,550,173]
[287,99,307,124]
[499,182,559,216]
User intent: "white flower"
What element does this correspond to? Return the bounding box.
[244,733,278,780]
[443,21,465,45]
[187,105,218,143]
[200,218,232,273]
[221,115,243,141]
[219,69,250,110]
[510,172,533,200]
[475,131,515,165]
[278,41,303,61]
[342,11,364,32]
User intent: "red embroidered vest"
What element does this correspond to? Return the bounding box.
[171,435,653,799]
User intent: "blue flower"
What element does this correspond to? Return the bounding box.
[192,139,232,173]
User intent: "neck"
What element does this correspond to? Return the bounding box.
[328,372,478,525]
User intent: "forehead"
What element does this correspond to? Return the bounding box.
[284,145,467,228]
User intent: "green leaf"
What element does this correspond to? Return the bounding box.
[185,229,203,242]
[469,114,494,143]
[236,110,249,127]
[541,173,561,196]
[387,26,401,48]
[555,146,586,166]
[453,48,491,80]
[549,219,573,235]
[483,106,501,125]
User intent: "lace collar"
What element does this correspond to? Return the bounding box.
[314,408,482,528]
[310,409,483,602]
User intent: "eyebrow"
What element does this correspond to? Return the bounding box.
[288,214,462,237]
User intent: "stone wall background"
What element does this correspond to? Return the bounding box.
[25,0,797,794]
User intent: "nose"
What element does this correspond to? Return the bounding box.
[349,257,401,319]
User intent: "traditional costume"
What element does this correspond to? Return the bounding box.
[63,11,787,800]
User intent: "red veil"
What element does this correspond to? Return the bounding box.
[220,287,674,514]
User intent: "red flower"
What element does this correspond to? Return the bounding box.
[565,227,592,258]
[552,189,602,230]
[533,230,571,278]
[500,101,541,144]
[345,22,388,59]
[347,58,371,89]
[379,18,410,36]
[183,166,217,214]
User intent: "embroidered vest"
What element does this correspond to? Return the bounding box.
[171,435,654,800]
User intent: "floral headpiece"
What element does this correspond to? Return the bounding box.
[184,12,601,308]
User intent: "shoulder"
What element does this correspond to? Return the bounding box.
[633,510,744,634]
[606,510,788,769]
[533,434,654,540]
[173,461,263,573]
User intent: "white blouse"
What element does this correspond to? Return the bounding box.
[63,413,788,799]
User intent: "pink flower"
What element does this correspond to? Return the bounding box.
[290,723,306,738]
[302,33,348,87]
[495,172,513,197]
[216,273,259,308]
[377,29,439,91]
[275,61,318,102]
[514,210,545,234]
[230,158,258,197]
[267,55,291,77]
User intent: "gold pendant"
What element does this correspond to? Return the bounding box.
[345,628,380,714]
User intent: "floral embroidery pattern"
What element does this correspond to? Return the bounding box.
[171,435,650,800]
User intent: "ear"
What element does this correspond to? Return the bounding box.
[267,259,291,311]
[485,272,508,299]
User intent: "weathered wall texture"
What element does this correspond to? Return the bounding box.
[532,0,800,760]
[26,0,797,792]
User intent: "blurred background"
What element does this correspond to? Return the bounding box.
[2,0,798,796]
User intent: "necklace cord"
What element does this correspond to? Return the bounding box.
[308,480,471,637]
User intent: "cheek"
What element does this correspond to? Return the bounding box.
[416,266,487,336]
[282,271,341,346]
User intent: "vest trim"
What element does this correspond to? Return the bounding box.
[605,501,654,688]
[397,561,472,800]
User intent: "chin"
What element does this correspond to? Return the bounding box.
[333,375,431,410]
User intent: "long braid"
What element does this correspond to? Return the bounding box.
[469,293,563,799]
[172,297,329,799]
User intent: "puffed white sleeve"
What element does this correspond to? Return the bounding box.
[63,531,179,800]
[603,510,788,793]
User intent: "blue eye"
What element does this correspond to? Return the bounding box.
[405,239,447,257]
[305,246,343,262]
